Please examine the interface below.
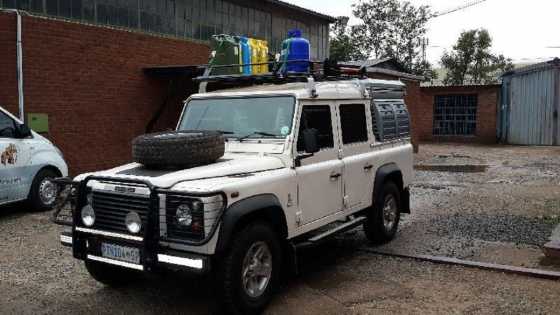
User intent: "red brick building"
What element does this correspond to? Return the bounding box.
[416,85,501,144]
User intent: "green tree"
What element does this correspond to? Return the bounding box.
[351,0,432,77]
[329,17,366,61]
[441,29,513,85]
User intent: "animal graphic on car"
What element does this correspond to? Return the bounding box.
[1,144,17,165]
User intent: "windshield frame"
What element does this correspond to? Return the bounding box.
[177,94,297,142]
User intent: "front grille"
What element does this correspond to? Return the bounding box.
[91,191,151,234]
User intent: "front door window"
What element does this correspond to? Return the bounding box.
[0,111,16,139]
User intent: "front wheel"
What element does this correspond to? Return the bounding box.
[216,222,282,315]
[28,169,58,212]
[364,181,401,244]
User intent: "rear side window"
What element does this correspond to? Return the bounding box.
[297,105,334,151]
[340,104,368,144]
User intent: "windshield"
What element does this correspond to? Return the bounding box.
[178,96,295,140]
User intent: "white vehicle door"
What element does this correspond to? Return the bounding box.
[295,103,344,225]
[337,102,375,210]
[0,109,31,205]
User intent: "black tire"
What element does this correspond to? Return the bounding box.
[132,131,225,170]
[364,181,401,244]
[28,168,59,212]
[215,222,282,315]
[85,260,141,287]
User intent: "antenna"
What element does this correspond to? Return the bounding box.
[431,0,488,19]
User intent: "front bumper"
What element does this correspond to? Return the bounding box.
[61,228,211,274]
[56,176,225,274]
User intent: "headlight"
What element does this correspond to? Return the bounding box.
[164,194,224,240]
[176,204,194,227]
[81,205,95,227]
[125,211,142,234]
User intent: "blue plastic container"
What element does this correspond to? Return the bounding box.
[281,29,310,73]
[239,36,252,75]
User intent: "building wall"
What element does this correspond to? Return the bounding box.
[0,12,209,175]
[501,67,560,145]
[0,0,331,59]
[415,85,500,144]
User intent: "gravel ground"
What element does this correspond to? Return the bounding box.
[1,144,560,314]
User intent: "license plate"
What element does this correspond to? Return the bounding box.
[101,243,141,265]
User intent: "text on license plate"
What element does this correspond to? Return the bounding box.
[101,243,140,265]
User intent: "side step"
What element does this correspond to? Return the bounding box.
[308,216,367,243]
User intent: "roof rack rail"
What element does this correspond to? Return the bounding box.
[196,59,368,93]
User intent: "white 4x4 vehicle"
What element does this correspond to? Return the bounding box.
[60,78,412,314]
[0,106,68,210]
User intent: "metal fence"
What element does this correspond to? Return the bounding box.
[0,0,330,59]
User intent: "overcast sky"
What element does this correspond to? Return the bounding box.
[284,0,560,65]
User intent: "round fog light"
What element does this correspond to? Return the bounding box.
[81,205,95,227]
[125,211,142,234]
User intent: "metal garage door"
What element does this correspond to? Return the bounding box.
[504,65,559,145]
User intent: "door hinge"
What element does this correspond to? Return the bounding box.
[295,211,303,226]
[287,193,294,207]
[343,195,349,208]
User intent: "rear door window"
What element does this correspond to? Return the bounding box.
[339,104,368,145]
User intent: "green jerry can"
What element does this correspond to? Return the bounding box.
[209,34,241,75]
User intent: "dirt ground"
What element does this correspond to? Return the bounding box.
[1,143,560,314]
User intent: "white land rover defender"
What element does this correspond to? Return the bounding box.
[57,77,413,314]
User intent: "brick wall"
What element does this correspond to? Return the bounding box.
[414,85,500,144]
[0,12,210,175]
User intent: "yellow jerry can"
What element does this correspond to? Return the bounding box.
[248,38,260,74]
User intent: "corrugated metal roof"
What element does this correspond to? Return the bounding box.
[339,59,423,81]
[339,58,394,68]
[265,0,336,22]
[502,58,560,78]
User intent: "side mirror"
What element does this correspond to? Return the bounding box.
[16,123,32,138]
[302,128,319,154]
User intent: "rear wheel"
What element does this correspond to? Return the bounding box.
[364,181,401,244]
[85,260,141,287]
[28,169,58,212]
[216,222,282,315]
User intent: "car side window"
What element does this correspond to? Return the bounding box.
[340,104,368,144]
[0,111,16,138]
[297,105,334,152]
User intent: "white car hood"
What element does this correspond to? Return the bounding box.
[77,153,286,188]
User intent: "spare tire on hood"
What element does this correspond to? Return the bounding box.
[132,131,225,170]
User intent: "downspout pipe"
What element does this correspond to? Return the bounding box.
[1,9,24,121]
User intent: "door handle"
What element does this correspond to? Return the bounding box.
[330,172,342,181]
[364,164,374,171]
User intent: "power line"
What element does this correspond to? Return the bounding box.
[431,0,488,19]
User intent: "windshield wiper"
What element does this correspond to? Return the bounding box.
[215,130,235,135]
[238,131,278,142]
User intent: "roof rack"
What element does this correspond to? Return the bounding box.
[196,59,368,93]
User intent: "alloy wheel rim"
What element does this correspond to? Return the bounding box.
[383,194,397,231]
[241,241,272,298]
[39,178,57,206]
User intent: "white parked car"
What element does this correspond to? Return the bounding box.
[0,106,68,210]
[59,78,413,314]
